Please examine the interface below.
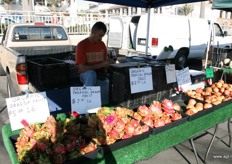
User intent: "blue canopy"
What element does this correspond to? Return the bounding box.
[84,0,206,8]
[212,0,232,12]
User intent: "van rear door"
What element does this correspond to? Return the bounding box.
[188,17,209,59]
[107,16,123,48]
[212,23,231,48]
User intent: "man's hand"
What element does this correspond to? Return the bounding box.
[78,59,115,73]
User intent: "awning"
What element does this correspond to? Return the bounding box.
[212,0,232,12]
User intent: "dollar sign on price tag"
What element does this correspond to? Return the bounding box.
[70,86,101,114]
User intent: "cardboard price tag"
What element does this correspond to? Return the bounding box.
[206,67,214,78]
[70,86,101,114]
[6,92,50,131]
[129,67,153,94]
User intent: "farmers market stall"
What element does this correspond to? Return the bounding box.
[2,50,232,163]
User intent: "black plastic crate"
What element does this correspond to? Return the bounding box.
[108,62,173,108]
[27,57,69,89]
[99,130,150,155]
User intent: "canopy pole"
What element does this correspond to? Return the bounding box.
[205,9,214,69]
[145,7,151,56]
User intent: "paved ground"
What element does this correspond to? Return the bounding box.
[0,76,11,164]
[136,122,232,164]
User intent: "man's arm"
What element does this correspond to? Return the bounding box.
[78,59,115,73]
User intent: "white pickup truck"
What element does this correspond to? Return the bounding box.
[0,22,78,97]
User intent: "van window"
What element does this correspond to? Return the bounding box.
[214,24,223,37]
[12,26,68,41]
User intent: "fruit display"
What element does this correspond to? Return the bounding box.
[185,98,213,116]
[15,114,97,164]
[185,79,232,106]
[13,79,232,163]
[87,107,150,145]
[132,99,183,128]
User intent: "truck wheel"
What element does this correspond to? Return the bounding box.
[174,52,187,70]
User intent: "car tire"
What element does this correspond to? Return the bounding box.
[174,52,187,70]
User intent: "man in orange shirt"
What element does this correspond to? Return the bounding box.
[75,21,115,104]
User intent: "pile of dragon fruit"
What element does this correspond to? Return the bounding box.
[15,114,97,164]
[86,107,150,145]
[133,99,183,128]
[15,98,184,163]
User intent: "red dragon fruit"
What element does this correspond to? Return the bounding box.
[122,133,133,140]
[124,123,135,134]
[137,105,151,117]
[149,101,163,117]
[133,126,143,135]
[114,119,125,132]
[154,118,166,128]
[141,125,150,133]
[133,112,142,121]
[142,117,154,128]
[162,99,175,114]
[108,129,120,140]
[130,119,140,128]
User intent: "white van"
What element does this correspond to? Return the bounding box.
[108,13,231,69]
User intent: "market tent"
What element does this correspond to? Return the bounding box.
[212,0,232,12]
[84,0,206,8]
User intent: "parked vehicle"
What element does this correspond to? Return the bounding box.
[0,17,16,25]
[108,13,232,69]
[0,22,76,97]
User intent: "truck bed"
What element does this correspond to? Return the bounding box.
[11,45,73,58]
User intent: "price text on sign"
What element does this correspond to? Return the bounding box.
[165,64,176,83]
[6,92,50,131]
[176,67,192,90]
[129,67,153,94]
[70,86,101,114]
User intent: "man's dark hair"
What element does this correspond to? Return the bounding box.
[91,21,107,33]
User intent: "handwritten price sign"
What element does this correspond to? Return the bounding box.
[6,92,50,131]
[165,64,176,83]
[176,67,192,91]
[129,67,153,94]
[70,86,101,114]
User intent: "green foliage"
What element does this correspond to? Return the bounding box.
[178,4,194,16]
[3,0,13,4]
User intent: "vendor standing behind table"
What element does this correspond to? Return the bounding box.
[75,21,115,104]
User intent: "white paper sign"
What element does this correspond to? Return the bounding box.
[176,67,192,90]
[70,86,101,114]
[6,92,50,131]
[129,67,153,94]
[47,97,62,112]
[165,64,176,83]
